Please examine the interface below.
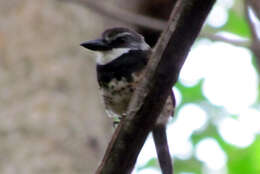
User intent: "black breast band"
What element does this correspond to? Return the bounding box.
[96,50,149,88]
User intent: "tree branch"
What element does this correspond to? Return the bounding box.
[95,0,216,173]
[61,0,251,49]
[59,0,166,31]
[250,0,260,23]
[200,32,251,48]
[244,0,258,40]
[244,0,260,72]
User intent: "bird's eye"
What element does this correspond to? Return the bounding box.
[116,37,127,44]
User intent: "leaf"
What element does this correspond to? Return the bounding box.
[137,158,158,170]
[221,9,251,37]
[174,157,202,174]
[176,80,205,105]
[226,136,260,174]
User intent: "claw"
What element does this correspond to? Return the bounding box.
[113,120,120,128]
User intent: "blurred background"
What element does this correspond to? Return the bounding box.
[0,0,259,174]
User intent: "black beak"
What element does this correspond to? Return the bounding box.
[80,39,111,51]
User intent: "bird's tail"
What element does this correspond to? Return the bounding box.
[152,124,173,174]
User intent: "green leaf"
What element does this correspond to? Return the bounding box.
[225,136,260,174]
[176,80,205,105]
[137,158,158,170]
[174,157,202,174]
[221,9,251,37]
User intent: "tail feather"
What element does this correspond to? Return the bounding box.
[152,125,173,174]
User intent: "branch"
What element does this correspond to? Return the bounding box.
[95,0,216,173]
[200,32,251,48]
[244,0,258,40]
[250,0,260,22]
[61,0,251,49]
[59,0,166,31]
[244,0,260,72]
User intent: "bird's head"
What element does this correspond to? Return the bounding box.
[81,27,150,64]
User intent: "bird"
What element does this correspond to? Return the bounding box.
[81,27,175,174]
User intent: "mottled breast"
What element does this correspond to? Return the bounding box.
[96,50,149,116]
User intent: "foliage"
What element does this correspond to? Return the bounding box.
[139,0,260,174]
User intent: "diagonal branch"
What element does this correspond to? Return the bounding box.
[95,0,216,173]
[244,0,260,72]
[250,0,260,24]
[244,0,258,40]
[59,0,166,30]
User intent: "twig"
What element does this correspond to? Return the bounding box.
[200,32,251,48]
[60,0,251,49]
[59,0,166,31]
[250,0,260,22]
[244,0,260,72]
[245,0,258,40]
[95,0,216,173]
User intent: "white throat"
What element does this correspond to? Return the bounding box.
[96,48,131,65]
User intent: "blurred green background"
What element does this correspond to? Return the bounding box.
[135,0,260,174]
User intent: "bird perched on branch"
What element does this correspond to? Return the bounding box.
[81,27,174,174]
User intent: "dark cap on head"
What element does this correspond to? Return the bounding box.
[81,27,148,51]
